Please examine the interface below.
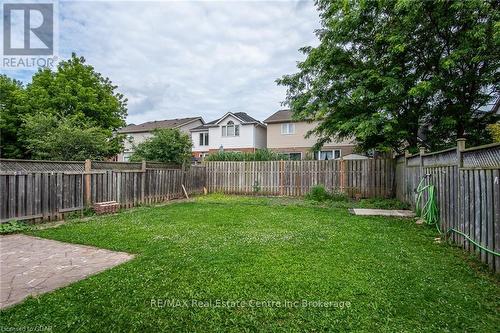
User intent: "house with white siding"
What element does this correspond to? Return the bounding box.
[116,117,204,161]
[190,112,267,160]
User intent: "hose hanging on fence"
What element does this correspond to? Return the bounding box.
[415,174,500,257]
[415,175,440,232]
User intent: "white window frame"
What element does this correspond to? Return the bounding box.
[123,152,132,162]
[199,132,209,146]
[222,121,240,137]
[281,123,295,135]
[317,149,342,160]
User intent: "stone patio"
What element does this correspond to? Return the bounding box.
[0,234,133,309]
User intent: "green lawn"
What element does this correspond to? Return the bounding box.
[1,195,498,332]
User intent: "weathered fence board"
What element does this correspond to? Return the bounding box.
[0,160,206,222]
[395,142,500,272]
[205,159,394,198]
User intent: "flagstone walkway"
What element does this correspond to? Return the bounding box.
[0,234,133,309]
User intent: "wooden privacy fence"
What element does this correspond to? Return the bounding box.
[0,159,206,223]
[206,159,394,197]
[395,140,500,272]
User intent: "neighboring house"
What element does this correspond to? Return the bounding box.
[264,110,356,160]
[116,117,204,161]
[190,112,267,159]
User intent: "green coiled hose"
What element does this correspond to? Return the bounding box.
[415,175,500,257]
[415,176,440,232]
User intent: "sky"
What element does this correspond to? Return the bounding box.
[3,0,320,125]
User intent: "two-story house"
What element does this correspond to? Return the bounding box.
[117,117,204,161]
[264,110,355,160]
[190,112,267,159]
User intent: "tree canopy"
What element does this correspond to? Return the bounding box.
[0,54,127,160]
[0,76,27,158]
[278,0,499,153]
[130,129,192,165]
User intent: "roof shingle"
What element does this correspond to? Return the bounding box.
[263,110,294,123]
[190,112,263,131]
[118,117,202,133]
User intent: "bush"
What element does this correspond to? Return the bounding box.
[0,220,30,234]
[306,186,349,202]
[329,190,349,202]
[130,128,192,164]
[305,185,332,202]
[205,149,288,161]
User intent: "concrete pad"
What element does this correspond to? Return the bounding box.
[349,208,415,217]
[0,234,133,309]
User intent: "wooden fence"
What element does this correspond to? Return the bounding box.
[206,159,394,198]
[395,140,500,272]
[0,159,206,223]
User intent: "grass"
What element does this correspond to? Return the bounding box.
[1,195,498,332]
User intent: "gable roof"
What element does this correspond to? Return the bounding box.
[190,112,264,132]
[264,110,294,124]
[118,117,203,134]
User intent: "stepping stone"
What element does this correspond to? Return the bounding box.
[349,208,415,217]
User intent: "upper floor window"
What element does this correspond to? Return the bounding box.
[199,132,209,146]
[222,121,240,137]
[281,123,295,135]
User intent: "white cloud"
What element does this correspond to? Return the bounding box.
[11,0,320,124]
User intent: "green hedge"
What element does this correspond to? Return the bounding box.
[204,149,289,161]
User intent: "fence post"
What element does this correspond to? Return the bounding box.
[456,138,466,246]
[340,158,345,194]
[419,147,425,174]
[417,147,425,212]
[84,159,91,206]
[279,159,284,196]
[141,160,146,204]
[457,138,466,167]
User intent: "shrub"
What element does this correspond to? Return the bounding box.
[205,149,288,161]
[306,186,349,202]
[130,128,192,165]
[329,190,349,202]
[0,220,30,234]
[305,185,332,202]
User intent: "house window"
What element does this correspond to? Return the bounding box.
[199,132,209,146]
[281,123,295,135]
[222,121,240,137]
[317,149,341,160]
[123,153,132,162]
[283,152,302,160]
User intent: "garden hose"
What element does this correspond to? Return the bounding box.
[415,175,500,257]
[415,175,440,232]
[445,228,500,257]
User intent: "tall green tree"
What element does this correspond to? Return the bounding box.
[24,53,127,131]
[1,53,128,160]
[278,0,499,153]
[130,128,192,165]
[22,114,123,161]
[0,75,27,158]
